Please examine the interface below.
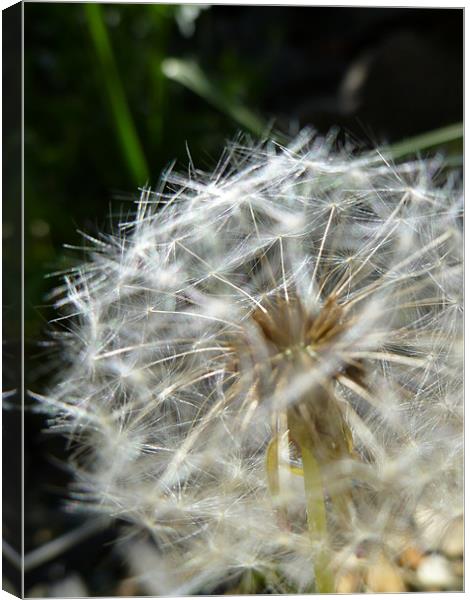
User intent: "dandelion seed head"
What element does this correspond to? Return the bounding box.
[40,131,463,593]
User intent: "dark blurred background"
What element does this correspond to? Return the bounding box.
[4,3,463,596]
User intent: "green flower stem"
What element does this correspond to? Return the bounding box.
[266,435,281,501]
[266,430,335,592]
[266,435,290,530]
[85,4,149,186]
[299,437,335,594]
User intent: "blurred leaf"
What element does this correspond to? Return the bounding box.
[85,4,148,185]
[382,122,463,161]
[161,57,269,138]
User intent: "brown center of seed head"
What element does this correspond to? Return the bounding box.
[235,292,363,466]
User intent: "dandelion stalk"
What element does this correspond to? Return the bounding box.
[298,437,335,593]
[266,429,334,592]
[265,435,282,507]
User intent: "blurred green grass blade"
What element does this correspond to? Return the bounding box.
[161,57,268,137]
[382,122,463,160]
[85,4,148,185]
[442,154,463,168]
